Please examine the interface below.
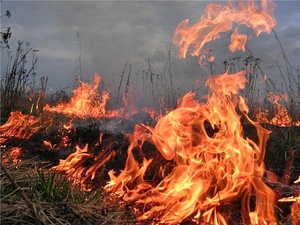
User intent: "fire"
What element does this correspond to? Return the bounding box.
[52,131,117,190]
[1,146,22,164]
[173,0,276,65]
[104,70,277,224]
[229,28,247,52]
[44,73,110,119]
[103,1,280,223]
[52,144,91,186]
[255,92,299,127]
[0,111,47,142]
[43,73,157,120]
[268,93,292,127]
[254,108,269,124]
[2,0,297,224]
[278,177,300,224]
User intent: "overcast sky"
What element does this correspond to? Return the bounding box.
[1,0,299,97]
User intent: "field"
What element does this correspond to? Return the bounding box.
[1,1,300,224]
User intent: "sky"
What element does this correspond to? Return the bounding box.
[1,0,300,99]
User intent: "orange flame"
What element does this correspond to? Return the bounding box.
[268,93,292,127]
[255,108,269,124]
[2,1,292,224]
[105,70,276,224]
[52,144,91,187]
[44,73,110,119]
[173,0,276,64]
[44,73,146,119]
[1,146,22,164]
[53,135,116,190]
[0,111,44,142]
[229,28,247,52]
[278,178,300,224]
[255,92,299,127]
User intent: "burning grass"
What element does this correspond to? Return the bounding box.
[1,72,299,224]
[1,0,300,224]
[1,131,299,225]
[1,64,299,225]
[1,68,299,224]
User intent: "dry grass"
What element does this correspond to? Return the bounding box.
[0,156,138,225]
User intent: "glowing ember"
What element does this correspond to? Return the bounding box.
[173,0,276,65]
[105,70,277,224]
[254,108,269,124]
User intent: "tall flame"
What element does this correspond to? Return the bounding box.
[104,1,279,223]
[105,71,277,224]
[2,0,293,224]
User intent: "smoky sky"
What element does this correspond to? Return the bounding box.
[1,0,299,95]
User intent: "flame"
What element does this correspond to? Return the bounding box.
[44,73,148,120]
[173,0,276,65]
[105,70,277,224]
[268,93,292,127]
[142,104,170,122]
[0,111,45,142]
[1,146,22,164]
[52,144,91,187]
[280,196,300,225]
[44,73,110,119]
[105,125,153,198]
[255,92,299,127]
[53,134,116,190]
[295,176,300,184]
[229,28,247,52]
[2,1,294,224]
[254,108,269,124]
[104,1,279,223]
[278,178,300,224]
